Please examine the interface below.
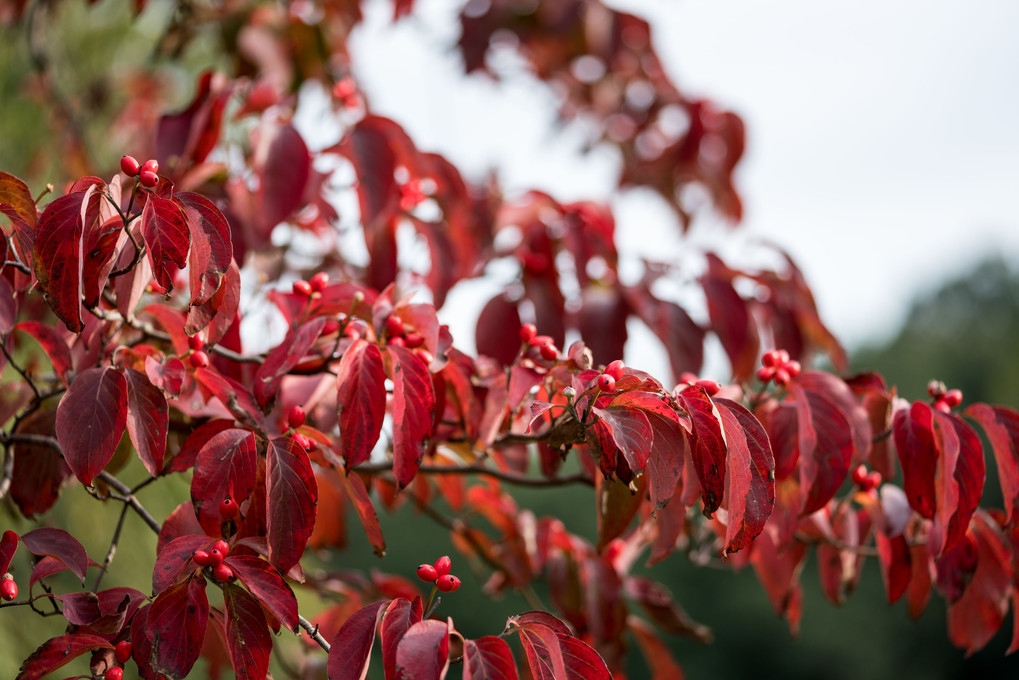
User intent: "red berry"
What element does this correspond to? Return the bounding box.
[519,323,537,344]
[433,555,452,577]
[0,575,17,601]
[106,668,124,680]
[605,360,625,381]
[436,574,461,593]
[189,350,210,368]
[756,366,775,382]
[530,334,553,348]
[386,315,405,338]
[416,564,439,582]
[322,318,341,335]
[597,374,616,391]
[775,350,790,364]
[293,280,313,297]
[139,170,159,188]
[405,332,424,348]
[773,368,791,386]
[679,371,698,385]
[219,498,238,520]
[288,405,306,429]
[114,640,132,664]
[944,389,963,408]
[309,272,329,292]
[141,159,159,175]
[388,336,406,348]
[933,399,951,414]
[539,342,558,361]
[120,155,140,176]
[208,548,225,566]
[696,379,720,396]
[213,563,234,582]
[188,331,206,351]
[416,349,434,365]
[193,550,212,567]
[927,380,946,398]
[866,471,883,490]
[762,350,779,368]
[292,432,313,451]
[213,540,230,557]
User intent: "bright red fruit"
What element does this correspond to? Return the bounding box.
[213,540,230,557]
[405,332,424,348]
[388,336,406,347]
[189,351,210,368]
[120,155,140,176]
[288,405,306,429]
[213,563,234,582]
[773,368,790,386]
[208,548,225,566]
[539,343,558,361]
[944,388,963,407]
[756,366,775,382]
[193,550,211,567]
[106,668,124,680]
[597,374,616,391]
[762,350,779,368]
[530,334,553,348]
[436,574,461,592]
[851,464,868,487]
[139,169,159,187]
[188,331,206,351]
[309,272,330,292]
[0,575,16,601]
[604,360,625,381]
[434,555,452,577]
[416,564,439,582]
[386,315,405,338]
[114,640,132,664]
[293,280,313,297]
[519,323,537,344]
[292,432,313,451]
[696,379,721,396]
[141,159,159,174]
[219,497,238,520]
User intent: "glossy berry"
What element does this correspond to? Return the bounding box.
[597,374,616,391]
[785,360,802,377]
[773,368,791,386]
[756,366,775,382]
[288,405,306,430]
[386,315,405,338]
[519,323,537,344]
[193,550,212,567]
[141,159,159,175]
[436,574,461,593]
[292,432,313,451]
[405,332,424,348]
[188,331,206,351]
[212,540,230,557]
[416,564,439,582]
[114,640,132,664]
[309,272,329,292]
[189,350,210,368]
[851,465,869,487]
[106,668,124,680]
[213,563,234,582]
[434,555,452,577]
[208,548,225,566]
[139,169,159,188]
[696,379,720,396]
[605,360,625,381]
[388,336,406,348]
[530,334,553,348]
[539,342,558,361]
[120,155,140,176]
[293,280,312,297]
[0,574,17,601]
[219,497,238,520]
[943,389,963,408]
[762,350,779,368]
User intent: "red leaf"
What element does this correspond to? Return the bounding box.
[20,528,88,583]
[265,437,318,575]
[152,534,207,595]
[341,469,386,557]
[701,253,758,380]
[55,367,128,485]
[179,192,233,306]
[223,583,272,680]
[193,366,264,429]
[623,576,713,643]
[224,555,299,634]
[0,170,37,266]
[56,587,145,634]
[626,287,704,380]
[946,513,1012,655]
[1,529,19,574]
[678,386,726,516]
[190,428,257,536]
[592,403,652,473]
[381,596,423,680]
[595,473,646,551]
[254,317,326,408]
[894,402,938,519]
[558,634,611,680]
[394,618,451,680]
[168,418,235,475]
[514,619,567,680]
[142,304,190,355]
[11,406,71,518]
[875,532,912,604]
[929,411,985,556]
[335,339,386,468]
[13,321,73,384]
[141,195,190,293]
[145,576,210,680]
[157,503,204,553]
[475,294,522,365]
[156,71,230,169]
[185,258,241,343]
[966,404,1019,525]
[124,367,168,477]
[463,636,518,680]
[389,345,435,487]
[714,398,775,554]
[80,191,121,309]
[0,276,17,334]
[256,121,310,234]
[33,192,88,332]
[15,633,112,680]
[336,116,413,229]
[326,599,389,680]
[628,617,685,680]
[788,382,855,515]
[749,525,807,634]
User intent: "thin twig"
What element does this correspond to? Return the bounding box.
[353,461,592,488]
[97,471,162,534]
[92,503,130,591]
[298,614,331,651]
[0,342,42,401]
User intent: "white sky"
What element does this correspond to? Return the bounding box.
[343,0,1019,376]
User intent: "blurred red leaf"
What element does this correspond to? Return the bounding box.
[341,469,386,557]
[254,316,326,408]
[0,530,17,573]
[476,293,522,365]
[256,121,310,236]
[13,321,73,384]
[946,513,1012,655]
[627,616,685,680]
[967,404,1019,525]
[701,254,758,381]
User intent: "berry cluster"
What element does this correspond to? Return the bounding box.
[293,272,330,297]
[193,539,235,582]
[120,155,160,188]
[851,464,882,492]
[187,330,210,369]
[595,359,626,392]
[416,555,461,593]
[286,404,317,452]
[106,639,132,677]
[927,380,963,413]
[756,349,801,386]
[519,324,559,362]
[0,573,16,601]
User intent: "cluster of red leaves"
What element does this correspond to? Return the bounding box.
[0,0,1018,678]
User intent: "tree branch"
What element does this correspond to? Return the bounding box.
[298,614,331,652]
[353,460,593,488]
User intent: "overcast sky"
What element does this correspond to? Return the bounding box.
[343,0,1019,376]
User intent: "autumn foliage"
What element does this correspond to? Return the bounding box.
[0,1,1018,678]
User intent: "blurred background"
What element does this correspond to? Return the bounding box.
[2,0,1019,677]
